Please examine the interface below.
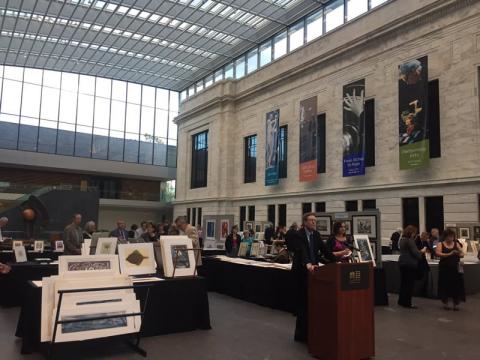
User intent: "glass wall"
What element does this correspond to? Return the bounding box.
[180,0,391,101]
[0,66,178,167]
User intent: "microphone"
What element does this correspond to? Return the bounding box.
[343,242,360,252]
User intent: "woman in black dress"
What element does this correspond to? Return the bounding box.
[435,228,465,310]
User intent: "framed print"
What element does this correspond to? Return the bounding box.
[34,240,45,253]
[255,223,262,233]
[238,242,248,257]
[352,215,377,239]
[95,237,118,255]
[206,220,216,240]
[220,219,229,241]
[14,246,28,263]
[473,226,480,241]
[59,255,120,277]
[354,235,376,267]
[315,216,332,236]
[459,227,470,240]
[160,236,196,277]
[55,240,65,252]
[470,240,478,254]
[12,240,23,249]
[118,243,157,276]
[245,221,254,232]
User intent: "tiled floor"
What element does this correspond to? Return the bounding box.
[1,292,479,359]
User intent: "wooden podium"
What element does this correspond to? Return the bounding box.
[308,262,374,360]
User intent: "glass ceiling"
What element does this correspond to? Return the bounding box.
[0,0,326,91]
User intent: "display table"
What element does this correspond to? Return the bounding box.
[0,250,60,264]
[382,255,480,298]
[15,276,211,354]
[199,256,388,311]
[0,262,58,307]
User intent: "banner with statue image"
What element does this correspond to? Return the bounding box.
[343,79,365,177]
[265,109,280,186]
[398,56,429,170]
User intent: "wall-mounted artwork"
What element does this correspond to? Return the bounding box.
[459,227,470,240]
[206,220,216,240]
[315,216,331,236]
[352,215,377,239]
[220,219,230,241]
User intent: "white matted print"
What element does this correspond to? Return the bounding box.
[354,235,376,267]
[352,215,377,239]
[118,243,157,276]
[238,242,248,257]
[160,236,196,277]
[459,227,470,240]
[206,220,216,240]
[12,240,23,249]
[53,300,140,343]
[59,255,119,277]
[95,238,118,255]
[15,246,28,262]
[34,240,45,253]
[315,216,332,236]
[220,220,229,241]
[55,240,64,252]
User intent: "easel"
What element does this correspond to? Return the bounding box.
[170,247,202,278]
[48,284,152,360]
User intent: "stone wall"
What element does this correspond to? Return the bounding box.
[173,0,480,244]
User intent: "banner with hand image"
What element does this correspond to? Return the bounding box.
[265,110,280,186]
[343,79,366,177]
[398,56,429,170]
[299,97,318,182]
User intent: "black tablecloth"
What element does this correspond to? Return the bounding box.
[383,261,480,298]
[15,276,211,354]
[0,250,60,264]
[199,257,389,311]
[0,262,57,307]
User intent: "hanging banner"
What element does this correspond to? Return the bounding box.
[398,56,429,170]
[265,109,280,186]
[299,97,317,182]
[343,79,366,177]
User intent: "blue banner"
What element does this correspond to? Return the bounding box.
[265,110,280,186]
[343,79,366,177]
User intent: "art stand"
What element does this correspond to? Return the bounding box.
[170,248,202,278]
[48,284,152,360]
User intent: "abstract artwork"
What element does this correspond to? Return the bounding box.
[354,235,376,267]
[352,215,377,239]
[160,236,196,278]
[118,243,157,276]
[95,237,118,255]
[206,220,216,240]
[220,219,229,241]
[59,255,120,277]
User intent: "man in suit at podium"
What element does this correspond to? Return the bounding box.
[291,212,336,342]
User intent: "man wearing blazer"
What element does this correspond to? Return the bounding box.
[109,220,129,244]
[291,212,336,342]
